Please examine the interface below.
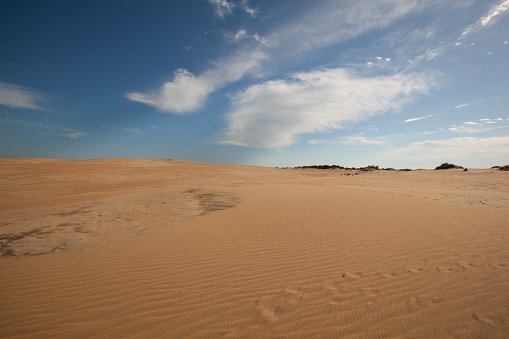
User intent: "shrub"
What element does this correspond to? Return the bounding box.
[435,162,463,170]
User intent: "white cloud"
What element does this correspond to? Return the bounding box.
[220,68,435,148]
[382,136,509,159]
[127,48,268,113]
[207,0,235,18]
[126,69,213,113]
[274,1,427,55]
[448,120,508,133]
[64,132,87,139]
[127,1,444,114]
[207,0,257,18]
[128,1,438,114]
[123,128,142,135]
[479,0,509,26]
[225,29,271,46]
[421,118,508,135]
[455,102,471,109]
[405,114,434,123]
[461,0,509,38]
[240,0,258,17]
[0,81,48,110]
[310,136,385,146]
[233,29,247,41]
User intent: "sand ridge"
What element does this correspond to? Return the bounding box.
[1,159,508,337]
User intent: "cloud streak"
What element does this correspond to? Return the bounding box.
[461,0,509,38]
[309,136,385,146]
[382,136,509,159]
[207,0,257,18]
[405,114,434,123]
[0,81,48,110]
[0,117,87,138]
[221,68,435,148]
[207,0,235,18]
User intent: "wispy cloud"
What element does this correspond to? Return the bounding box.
[0,81,48,110]
[309,136,385,146]
[126,0,506,131]
[225,29,271,46]
[419,118,508,135]
[220,68,435,148]
[207,0,257,19]
[207,0,235,19]
[405,114,434,123]
[123,128,142,135]
[0,117,87,138]
[449,119,508,133]
[126,48,268,113]
[460,0,509,38]
[239,0,257,17]
[454,98,491,109]
[454,102,471,109]
[127,1,433,114]
[382,136,509,159]
[64,131,87,139]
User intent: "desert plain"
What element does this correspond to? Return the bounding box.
[0,158,508,338]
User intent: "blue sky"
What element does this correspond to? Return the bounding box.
[1,0,508,168]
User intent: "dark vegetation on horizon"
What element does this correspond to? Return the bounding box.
[291,165,409,171]
[286,163,509,171]
[434,162,464,170]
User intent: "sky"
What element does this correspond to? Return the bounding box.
[0,0,508,169]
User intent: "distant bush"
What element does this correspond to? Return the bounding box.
[499,165,509,171]
[359,165,379,172]
[295,165,346,170]
[434,162,464,170]
[294,165,409,171]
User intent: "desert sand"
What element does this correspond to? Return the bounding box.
[0,158,508,338]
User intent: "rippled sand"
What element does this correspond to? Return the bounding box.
[1,159,508,337]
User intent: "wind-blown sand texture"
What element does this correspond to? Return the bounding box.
[1,159,508,338]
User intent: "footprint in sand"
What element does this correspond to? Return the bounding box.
[342,272,361,280]
[436,267,453,273]
[260,306,279,322]
[360,288,380,296]
[472,313,496,325]
[456,261,475,270]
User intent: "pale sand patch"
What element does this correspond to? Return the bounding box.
[0,159,508,337]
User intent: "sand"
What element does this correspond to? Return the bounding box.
[0,159,508,338]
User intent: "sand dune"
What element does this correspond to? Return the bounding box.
[1,159,508,337]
